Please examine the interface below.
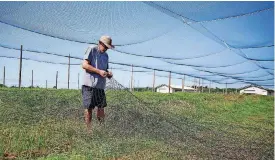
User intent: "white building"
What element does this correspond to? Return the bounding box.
[156,84,195,93]
[240,85,273,96]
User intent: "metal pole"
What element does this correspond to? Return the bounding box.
[68,54,70,89]
[56,71,58,89]
[46,80,47,89]
[168,71,171,93]
[152,69,155,92]
[19,45,23,88]
[3,66,5,86]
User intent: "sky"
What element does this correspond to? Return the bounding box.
[0,1,273,89]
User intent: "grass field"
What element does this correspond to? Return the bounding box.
[0,87,274,159]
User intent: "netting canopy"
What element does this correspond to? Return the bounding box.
[0,1,273,88]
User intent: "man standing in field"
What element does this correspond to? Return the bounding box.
[82,35,113,132]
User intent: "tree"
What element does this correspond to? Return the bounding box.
[0,84,7,88]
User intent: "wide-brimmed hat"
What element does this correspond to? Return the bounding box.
[99,35,114,49]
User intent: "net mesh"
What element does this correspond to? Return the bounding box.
[0,1,274,159]
[0,1,273,87]
[0,80,274,159]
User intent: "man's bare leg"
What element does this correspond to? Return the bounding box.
[97,108,105,124]
[84,108,93,133]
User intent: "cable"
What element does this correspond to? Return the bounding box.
[0,55,80,65]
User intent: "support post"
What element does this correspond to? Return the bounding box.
[168,71,171,93]
[68,54,70,89]
[19,45,23,88]
[131,64,133,92]
[152,69,155,92]
[182,75,185,92]
[56,71,58,89]
[3,66,5,86]
[78,73,80,90]
[31,70,33,88]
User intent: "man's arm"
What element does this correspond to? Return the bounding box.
[82,60,107,77]
[106,60,113,78]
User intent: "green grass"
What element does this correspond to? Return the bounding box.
[135,92,274,129]
[0,88,273,159]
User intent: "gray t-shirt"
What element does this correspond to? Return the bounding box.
[82,46,109,89]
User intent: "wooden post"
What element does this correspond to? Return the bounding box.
[3,66,5,86]
[209,81,211,93]
[201,79,204,93]
[133,79,135,92]
[68,54,70,89]
[226,83,228,94]
[19,45,23,88]
[131,64,133,92]
[182,75,185,92]
[137,80,139,91]
[196,78,198,92]
[78,73,80,90]
[129,80,130,91]
[46,80,47,89]
[168,71,171,93]
[152,69,155,92]
[31,70,33,88]
[198,78,200,93]
[193,77,196,91]
[56,71,58,89]
[182,78,184,92]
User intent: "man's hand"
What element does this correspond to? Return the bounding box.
[99,70,107,77]
[107,71,113,79]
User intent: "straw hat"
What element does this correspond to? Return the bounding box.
[99,35,114,49]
